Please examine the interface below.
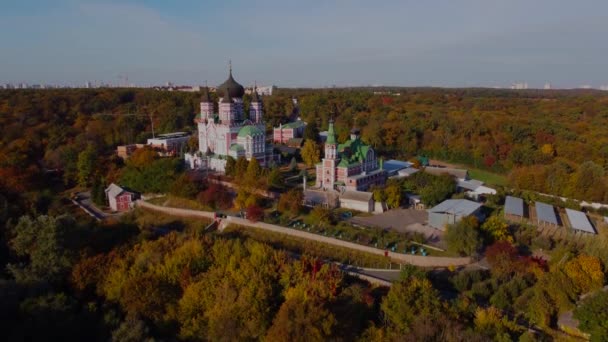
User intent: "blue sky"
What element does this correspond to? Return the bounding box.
[1,0,607,87]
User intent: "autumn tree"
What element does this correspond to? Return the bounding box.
[384,181,402,208]
[301,140,321,167]
[278,189,303,217]
[8,215,82,284]
[119,273,181,322]
[445,216,482,256]
[574,290,608,339]
[170,173,200,199]
[303,120,320,142]
[207,184,232,209]
[265,286,337,342]
[126,147,157,169]
[485,241,526,278]
[306,206,332,226]
[178,239,284,341]
[381,277,442,335]
[77,144,97,187]
[371,186,386,203]
[563,254,605,294]
[246,205,264,222]
[267,166,284,189]
[474,306,517,338]
[91,176,106,206]
[244,157,262,187]
[120,157,182,193]
[111,317,154,342]
[480,215,512,243]
[234,156,249,177]
[224,156,236,176]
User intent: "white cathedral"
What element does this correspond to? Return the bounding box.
[185,67,274,172]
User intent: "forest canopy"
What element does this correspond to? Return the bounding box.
[1,87,607,204]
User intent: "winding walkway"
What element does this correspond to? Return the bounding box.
[135,200,472,268]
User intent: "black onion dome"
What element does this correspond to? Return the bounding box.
[222,87,232,102]
[217,70,245,98]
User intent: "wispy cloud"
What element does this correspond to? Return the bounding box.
[1,0,607,87]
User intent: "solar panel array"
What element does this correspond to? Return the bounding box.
[504,196,524,217]
[535,202,558,225]
[565,209,596,234]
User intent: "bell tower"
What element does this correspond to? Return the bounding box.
[200,86,213,122]
[250,84,263,124]
[219,88,235,125]
[321,119,338,190]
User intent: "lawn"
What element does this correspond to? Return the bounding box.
[467,168,508,187]
[431,159,508,187]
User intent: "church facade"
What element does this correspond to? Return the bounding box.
[315,121,386,192]
[185,67,273,172]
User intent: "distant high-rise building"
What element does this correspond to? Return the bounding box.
[511,82,528,90]
[544,83,551,90]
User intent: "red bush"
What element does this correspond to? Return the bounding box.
[483,155,496,168]
[485,241,519,276]
[197,182,233,209]
[246,205,264,222]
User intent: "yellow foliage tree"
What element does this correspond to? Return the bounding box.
[474,306,503,332]
[540,143,555,156]
[563,254,605,294]
[480,216,513,243]
[475,306,522,336]
[301,140,320,167]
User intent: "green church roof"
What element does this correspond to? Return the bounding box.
[282,121,306,129]
[326,120,337,145]
[238,125,264,137]
[230,144,245,151]
[338,137,371,165]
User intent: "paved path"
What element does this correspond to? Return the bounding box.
[73,191,111,221]
[135,200,472,268]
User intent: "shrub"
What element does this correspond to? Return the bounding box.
[246,205,264,223]
[573,291,608,339]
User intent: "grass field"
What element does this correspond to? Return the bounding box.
[431,159,508,187]
[468,168,508,187]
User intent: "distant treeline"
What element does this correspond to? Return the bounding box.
[1,86,607,205]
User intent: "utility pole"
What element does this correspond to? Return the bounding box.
[149,113,155,139]
[94,112,156,140]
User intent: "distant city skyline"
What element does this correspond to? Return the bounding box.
[1,0,608,87]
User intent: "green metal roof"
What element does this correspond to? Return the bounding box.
[338,137,370,165]
[282,121,306,129]
[229,144,245,152]
[238,125,264,137]
[326,121,337,145]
